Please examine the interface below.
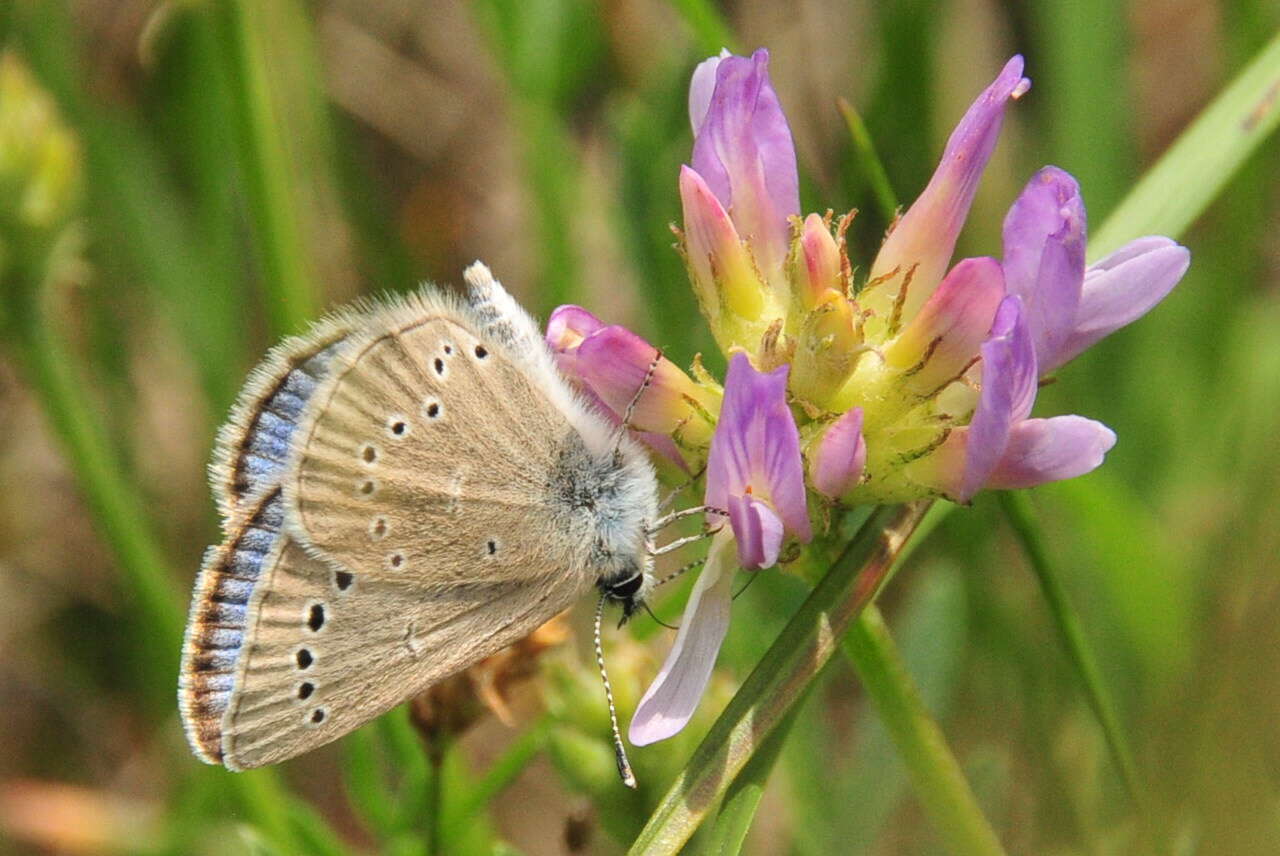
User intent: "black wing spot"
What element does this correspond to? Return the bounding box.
[311,708,326,724]
[474,344,488,359]
[307,604,325,632]
[434,357,446,375]
[296,649,313,669]
[361,445,378,464]
[335,571,354,591]
[487,539,498,556]
[298,682,315,700]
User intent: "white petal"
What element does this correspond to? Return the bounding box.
[629,530,737,746]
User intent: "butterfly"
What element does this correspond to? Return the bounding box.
[179,263,661,784]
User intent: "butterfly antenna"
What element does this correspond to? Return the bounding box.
[657,465,707,513]
[612,348,662,449]
[595,593,637,789]
[657,557,705,587]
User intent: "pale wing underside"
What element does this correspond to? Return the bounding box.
[286,314,585,585]
[220,534,581,769]
[183,272,609,770]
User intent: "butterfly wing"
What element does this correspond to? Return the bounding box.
[208,318,356,522]
[184,276,605,769]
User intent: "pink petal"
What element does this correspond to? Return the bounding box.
[885,257,1006,395]
[629,530,737,746]
[1050,237,1191,371]
[808,407,866,499]
[867,56,1030,325]
[986,416,1116,489]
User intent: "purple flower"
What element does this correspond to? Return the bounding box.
[909,295,1117,501]
[862,57,1031,332]
[705,353,811,568]
[630,353,810,746]
[1002,167,1191,374]
[680,49,800,353]
[689,49,799,290]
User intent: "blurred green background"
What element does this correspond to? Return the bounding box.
[1,1,1279,853]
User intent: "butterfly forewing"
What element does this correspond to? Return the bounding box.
[285,309,587,584]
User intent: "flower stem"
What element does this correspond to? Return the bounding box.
[843,606,1007,856]
[700,688,809,856]
[997,491,1146,810]
[628,502,930,856]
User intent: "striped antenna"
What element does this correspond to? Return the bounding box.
[594,593,637,788]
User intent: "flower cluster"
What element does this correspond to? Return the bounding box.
[548,49,1189,743]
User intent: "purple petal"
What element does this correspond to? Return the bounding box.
[959,295,1037,501]
[688,50,730,134]
[885,257,1006,395]
[726,493,784,569]
[1001,166,1087,369]
[629,531,737,746]
[809,407,866,499]
[868,56,1031,324]
[986,416,1116,489]
[546,304,607,346]
[1049,237,1191,371]
[706,353,810,541]
[690,49,799,285]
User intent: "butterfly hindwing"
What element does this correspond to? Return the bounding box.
[216,534,581,769]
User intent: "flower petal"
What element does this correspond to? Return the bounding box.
[680,165,766,321]
[706,353,810,541]
[959,295,1037,501]
[1001,166,1086,369]
[688,50,730,134]
[986,415,1116,489]
[885,256,1006,395]
[726,493,784,569]
[690,49,799,288]
[1049,237,1191,371]
[866,56,1030,326]
[808,407,866,499]
[629,530,737,746]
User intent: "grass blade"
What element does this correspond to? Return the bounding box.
[1089,28,1280,259]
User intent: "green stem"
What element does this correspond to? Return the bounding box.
[628,502,930,855]
[997,491,1145,809]
[220,0,316,336]
[837,97,900,222]
[701,690,808,856]
[843,607,1007,856]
